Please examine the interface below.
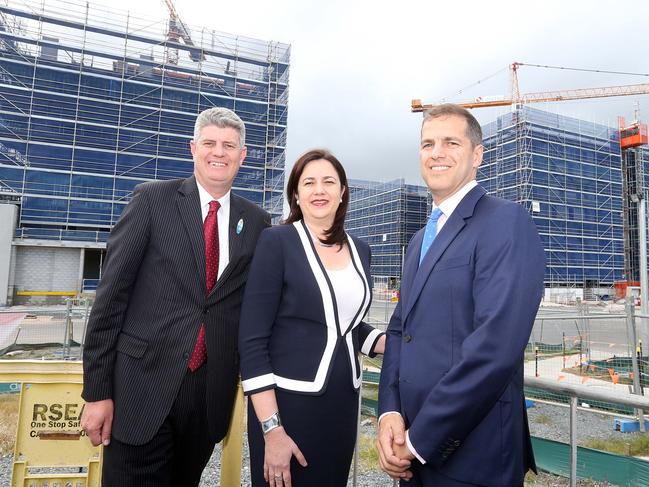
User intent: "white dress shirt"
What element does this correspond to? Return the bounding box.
[433,179,478,232]
[196,180,230,280]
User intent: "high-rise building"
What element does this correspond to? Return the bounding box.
[346,179,429,288]
[0,0,289,304]
[480,107,649,288]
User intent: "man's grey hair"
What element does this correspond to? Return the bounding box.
[422,103,483,147]
[194,107,246,147]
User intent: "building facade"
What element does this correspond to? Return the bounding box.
[480,107,649,288]
[346,179,429,288]
[0,0,289,304]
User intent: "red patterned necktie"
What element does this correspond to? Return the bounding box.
[188,200,220,372]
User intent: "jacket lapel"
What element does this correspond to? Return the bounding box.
[176,176,206,288]
[402,185,486,321]
[343,236,372,336]
[401,229,424,308]
[294,221,340,336]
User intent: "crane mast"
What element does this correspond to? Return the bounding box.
[163,0,204,65]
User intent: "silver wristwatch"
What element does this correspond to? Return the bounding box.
[260,411,282,435]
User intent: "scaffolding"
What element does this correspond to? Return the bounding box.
[619,116,649,283]
[481,107,626,288]
[346,179,429,288]
[0,0,290,240]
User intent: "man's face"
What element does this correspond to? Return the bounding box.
[190,125,246,197]
[419,115,483,205]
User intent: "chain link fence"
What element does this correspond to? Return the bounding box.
[2,296,648,413]
[526,303,649,415]
[0,297,92,360]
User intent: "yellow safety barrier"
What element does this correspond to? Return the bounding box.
[0,360,100,487]
[221,382,245,486]
[0,360,246,487]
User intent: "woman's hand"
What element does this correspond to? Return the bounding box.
[373,334,387,354]
[263,427,308,487]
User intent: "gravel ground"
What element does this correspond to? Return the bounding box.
[528,401,626,446]
[0,404,633,486]
[0,454,10,486]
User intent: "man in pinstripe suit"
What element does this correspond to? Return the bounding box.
[81,107,271,486]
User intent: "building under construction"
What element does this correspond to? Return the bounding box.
[480,106,648,290]
[619,116,649,283]
[346,179,429,288]
[345,107,648,293]
[0,0,290,304]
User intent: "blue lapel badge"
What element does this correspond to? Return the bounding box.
[236,218,244,235]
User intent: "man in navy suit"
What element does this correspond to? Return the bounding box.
[377,104,545,486]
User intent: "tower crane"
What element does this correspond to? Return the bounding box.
[411,62,649,112]
[163,0,204,65]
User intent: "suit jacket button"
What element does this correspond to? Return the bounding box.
[183,352,189,360]
[404,335,412,343]
[203,307,209,314]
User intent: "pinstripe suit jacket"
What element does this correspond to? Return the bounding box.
[82,176,270,445]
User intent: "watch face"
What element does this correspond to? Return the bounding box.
[261,412,281,434]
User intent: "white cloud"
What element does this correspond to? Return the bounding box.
[103,0,649,184]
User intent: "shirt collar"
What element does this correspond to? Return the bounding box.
[434,180,478,217]
[196,180,231,214]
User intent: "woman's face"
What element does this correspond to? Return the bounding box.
[296,158,345,225]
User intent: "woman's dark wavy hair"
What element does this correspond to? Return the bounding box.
[283,149,349,247]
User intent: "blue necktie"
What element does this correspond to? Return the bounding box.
[419,208,443,264]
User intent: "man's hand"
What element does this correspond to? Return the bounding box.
[393,439,415,462]
[80,399,114,447]
[376,413,412,480]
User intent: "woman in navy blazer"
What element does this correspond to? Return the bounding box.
[239,149,385,486]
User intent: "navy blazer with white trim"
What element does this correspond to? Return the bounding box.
[239,221,384,395]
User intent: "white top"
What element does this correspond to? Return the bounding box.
[434,179,478,232]
[196,180,230,280]
[326,261,365,335]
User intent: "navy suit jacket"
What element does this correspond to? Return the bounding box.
[239,221,384,395]
[379,185,545,486]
